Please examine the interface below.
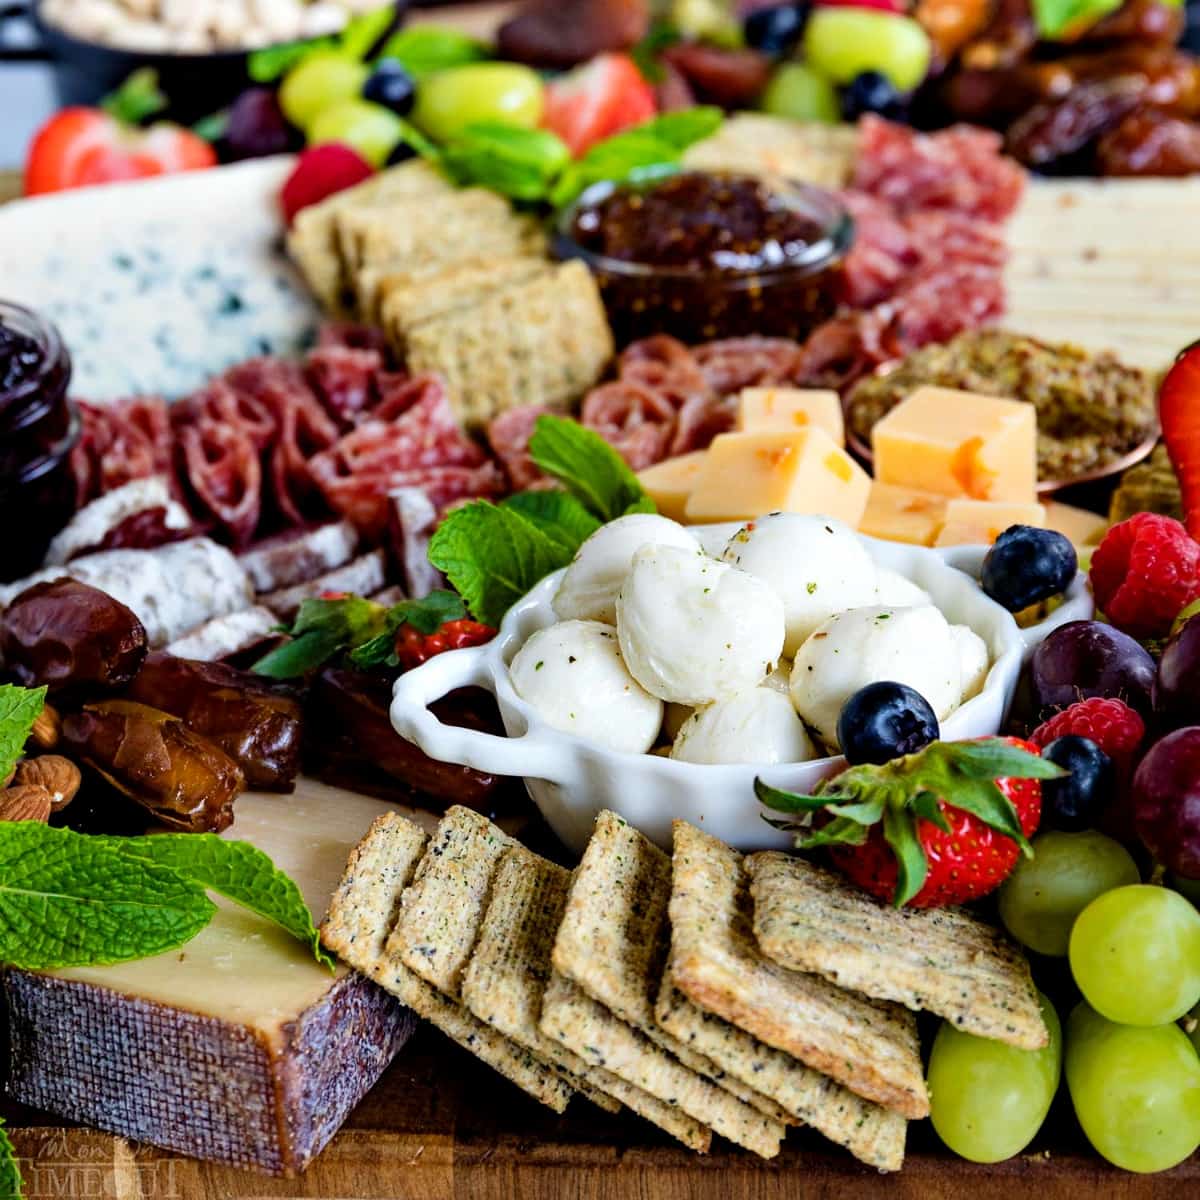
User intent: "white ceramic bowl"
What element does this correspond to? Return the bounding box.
[390,535,1093,854]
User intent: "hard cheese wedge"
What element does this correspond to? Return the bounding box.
[858,482,948,547]
[737,388,845,445]
[1044,500,1108,547]
[637,452,708,523]
[934,499,1048,547]
[5,780,419,1176]
[872,387,1037,503]
[684,429,870,526]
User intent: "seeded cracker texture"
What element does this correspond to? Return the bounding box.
[663,824,928,1118]
[662,822,907,1170]
[463,843,723,1136]
[746,852,1048,1049]
[320,812,573,1113]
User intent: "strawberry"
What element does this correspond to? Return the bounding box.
[394,617,495,672]
[541,53,657,157]
[280,143,375,226]
[757,737,1060,907]
[24,108,216,196]
[1159,339,1200,540]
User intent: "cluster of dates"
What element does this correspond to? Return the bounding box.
[0,580,303,833]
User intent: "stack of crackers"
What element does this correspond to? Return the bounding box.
[286,160,614,429]
[322,806,1047,1171]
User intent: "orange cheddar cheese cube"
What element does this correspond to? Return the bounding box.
[637,451,707,523]
[859,482,948,547]
[737,387,845,445]
[684,429,870,526]
[1044,500,1108,547]
[872,387,1037,503]
[933,499,1047,547]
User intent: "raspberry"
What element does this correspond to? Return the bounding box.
[280,144,374,226]
[1089,513,1200,640]
[1029,697,1146,780]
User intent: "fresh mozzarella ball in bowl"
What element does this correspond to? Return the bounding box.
[874,566,933,608]
[790,605,965,749]
[762,660,792,695]
[617,544,786,705]
[510,620,662,754]
[671,688,815,765]
[952,624,991,701]
[721,514,878,656]
[553,514,701,624]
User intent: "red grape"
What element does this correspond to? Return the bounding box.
[225,88,296,161]
[1133,728,1200,880]
[1155,614,1200,726]
[1031,620,1156,717]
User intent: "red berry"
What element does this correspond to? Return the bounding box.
[1159,340,1200,541]
[394,618,494,672]
[280,143,374,225]
[1089,512,1200,640]
[541,53,657,156]
[1029,697,1146,780]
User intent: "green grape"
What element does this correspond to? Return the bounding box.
[802,9,932,92]
[308,100,406,168]
[1069,884,1200,1025]
[1066,1002,1200,1173]
[760,64,840,124]
[279,51,370,132]
[998,831,1140,957]
[413,63,544,143]
[928,990,1062,1163]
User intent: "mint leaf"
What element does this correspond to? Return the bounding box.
[254,596,389,679]
[1030,0,1123,37]
[117,835,334,970]
[528,415,655,523]
[0,824,214,970]
[378,26,488,77]
[429,500,572,627]
[253,628,346,679]
[501,491,601,557]
[631,21,682,82]
[442,123,570,202]
[248,37,333,82]
[0,686,45,786]
[340,4,400,60]
[393,589,468,636]
[0,1120,22,1200]
[637,107,725,149]
[101,67,167,125]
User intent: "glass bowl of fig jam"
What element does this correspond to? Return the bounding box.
[556,170,853,346]
[0,302,80,581]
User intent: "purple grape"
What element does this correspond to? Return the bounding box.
[1154,614,1200,726]
[1030,620,1156,716]
[1133,727,1200,880]
[224,88,296,161]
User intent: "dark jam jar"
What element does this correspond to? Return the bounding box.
[0,302,79,581]
[556,171,853,346]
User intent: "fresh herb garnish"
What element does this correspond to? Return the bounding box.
[0,685,46,785]
[0,1119,21,1200]
[377,25,489,78]
[339,4,401,61]
[500,491,601,556]
[630,21,683,82]
[248,38,334,83]
[349,591,469,669]
[253,595,390,679]
[1029,0,1126,39]
[441,123,571,202]
[100,68,167,125]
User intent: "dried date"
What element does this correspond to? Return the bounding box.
[497,0,648,69]
[62,699,244,833]
[660,43,774,108]
[0,578,147,693]
[1006,76,1145,167]
[125,652,303,792]
[1097,108,1200,175]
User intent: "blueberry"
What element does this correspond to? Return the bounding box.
[981,525,1078,613]
[837,681,940,766]
[1040,735,1114,831]
[840,71,908,122]
[743,3,810,55]
[363,59,416,116]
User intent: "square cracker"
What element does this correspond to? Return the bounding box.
[406,260,614,430]
[541,970,787,1158]
[551,810,790,1125]
[666,822,928,1119]
[319,812,572,1113]
[746,852,1047,1050]
[464,844,728,1141]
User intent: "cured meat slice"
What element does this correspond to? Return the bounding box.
[387,488,444,600]
[176,421,262,547]
[487,405,552,490]
[238,522,360,594]
[692,337,804,393]
[580,381,676,470]
[71,396,173,504]
[304,345,386,426]
[174,378,276,452]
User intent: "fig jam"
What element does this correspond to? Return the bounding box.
[0,302,79,581]
[558,171,852,344]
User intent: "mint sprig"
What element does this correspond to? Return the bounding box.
[0,685,46,785]
[1030,0,1125,39]
[377,25,489,78]
[254,595,389,679]
[0,1119,21,1200]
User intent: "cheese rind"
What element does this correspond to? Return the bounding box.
[872,387,1037,503]
[859,482,948,547]
[933,499,1048,547]
[684,430,870,526]
[737,388,845,445]
[636,452,708,523]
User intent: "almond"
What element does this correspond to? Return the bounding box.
[13,756,81,811]
[29,705,62,752]
[0,785,53,823]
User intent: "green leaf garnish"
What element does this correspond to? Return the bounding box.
[116,835,334,971]
[501,491,602,557]
[247,37,334,83]
[0,1119,22,1200]
[253,596,389,679]
[101,68,167,125]
[630,21,682,82]
[348,589,469,668]
[441,123,571,202]
[0,685,46,786]
[340,4,401,60]
[377,25,489,77]
[1029,0,1125,38]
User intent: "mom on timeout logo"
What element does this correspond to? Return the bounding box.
[13,1130,180,1199]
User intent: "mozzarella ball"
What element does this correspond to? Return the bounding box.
[510,620,662,754]
[721,513,878,656]
[762,659,792,696]
[553,514,700,625]
[671,688,815,765]
[952,624,991,701]
[617,545,786,705]
[873,566,933,609]
[790,605,965,748]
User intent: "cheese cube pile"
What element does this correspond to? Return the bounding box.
[736,388,844,443]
